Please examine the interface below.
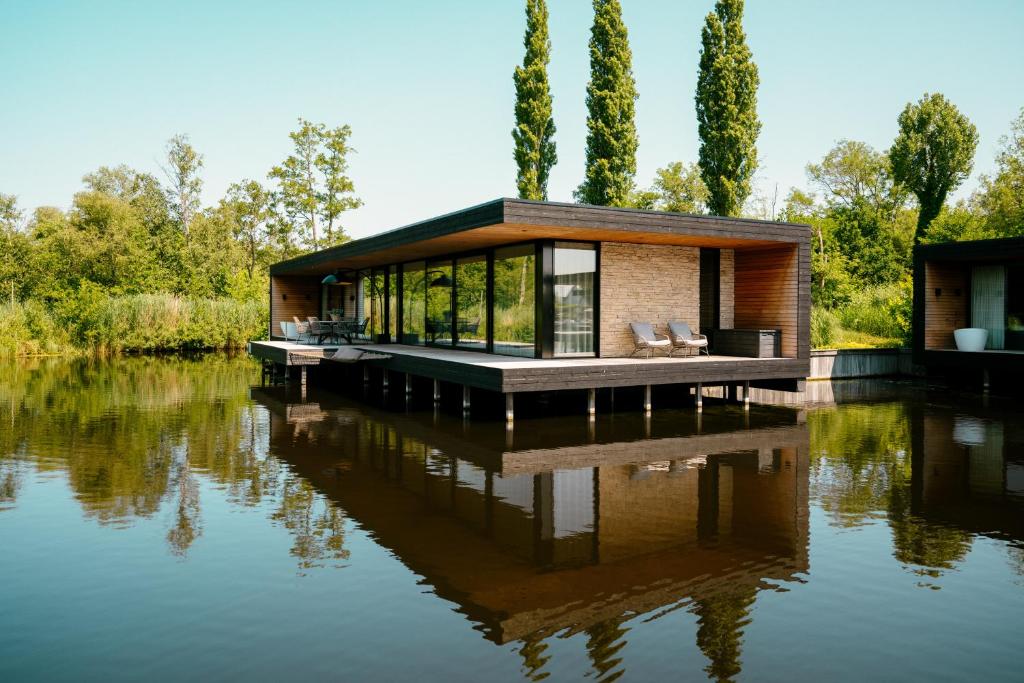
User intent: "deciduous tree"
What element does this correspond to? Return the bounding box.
[270,119,361,250]
[696,0,760,217]
[889,93,978,244]
[162,135,204,239]
[512,0,557,201]
[973,107,1024,237]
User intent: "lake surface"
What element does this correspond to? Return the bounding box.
[1,356,1023,682]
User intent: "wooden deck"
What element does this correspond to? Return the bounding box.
[249,340,808,394]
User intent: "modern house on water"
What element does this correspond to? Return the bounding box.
[249,199,812,417]
[914,236,1024,389]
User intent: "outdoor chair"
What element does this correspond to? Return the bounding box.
[668,321,709,357]
[306,317,334,345]
[292,316,312,343]
[629,322,672,358]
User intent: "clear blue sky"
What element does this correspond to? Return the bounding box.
[2,0,1022,238]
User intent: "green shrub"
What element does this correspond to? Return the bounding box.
[0,300,74,357]
[835,280,911,344]
[811,307,838,349]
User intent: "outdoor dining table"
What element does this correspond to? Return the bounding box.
[330,319,361,344]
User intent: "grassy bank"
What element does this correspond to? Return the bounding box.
[0,294,267,357]
[812,281,912,350]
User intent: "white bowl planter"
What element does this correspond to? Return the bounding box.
[954,327,988,352]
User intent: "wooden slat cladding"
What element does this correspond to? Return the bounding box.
[270,276,321,337]
[734,246,799,358]
[923,262,967,349]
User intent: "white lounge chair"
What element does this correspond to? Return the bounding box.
[630,322,672,358]
[668,321,709,357]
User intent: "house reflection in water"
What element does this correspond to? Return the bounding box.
[251,386,810,679]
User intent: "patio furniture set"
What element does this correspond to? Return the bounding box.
[630,321,709,358]
[281,315,370,345]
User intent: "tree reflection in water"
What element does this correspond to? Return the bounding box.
[0,355,350,570]
[2,357,1023,681]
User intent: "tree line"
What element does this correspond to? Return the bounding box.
[512,0,1022,345]
[3,0,1021,354]
[0,121,361,354]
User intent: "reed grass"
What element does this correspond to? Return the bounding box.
[0,294,267,357]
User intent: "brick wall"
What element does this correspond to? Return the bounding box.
[720,248,735,328]
[600,243,700,357]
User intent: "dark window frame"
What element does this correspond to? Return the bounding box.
[360,238,599,359]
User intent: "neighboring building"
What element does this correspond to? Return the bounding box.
[913,236,1024,386]
[260,199,811,410]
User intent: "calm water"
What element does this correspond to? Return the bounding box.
[1,357,1023,682]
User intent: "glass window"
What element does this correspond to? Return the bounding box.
[359,270,372,331]
[455,255,488,351]
[426,261,453,346]
[1007,266,1024,351]
[493,244,536,357]
[401,261,425,345]
[553,243,596,356]
[388,265,398,343]
[369,269,386,342]
[972,265,1006,350]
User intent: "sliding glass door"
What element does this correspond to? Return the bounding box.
[493,245,536,357]
[401,262,425,345]
[553,243,596,356]
[426,260,453,346]
[455,255,487,351]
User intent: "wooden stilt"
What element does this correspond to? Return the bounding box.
[505,393,514,423]
[462,385,471,412]
[363,365,370,384]
[587,388,596,416]
[405,373,413,395]
[643,385,652,412]
[695,382,703,412]
[433,378,441,403]
[382,369,389,389]
[743,380,750,410]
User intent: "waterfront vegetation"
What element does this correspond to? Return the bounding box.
[3,0,1023,357]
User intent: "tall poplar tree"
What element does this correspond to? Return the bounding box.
[512,0,557,201]
[575,0,638,207]
[695,0,760,217]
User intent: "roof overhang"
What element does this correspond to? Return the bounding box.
[271,198,811,276]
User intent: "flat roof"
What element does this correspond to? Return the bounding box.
[915,235,1024,262]
[271,198,811,276]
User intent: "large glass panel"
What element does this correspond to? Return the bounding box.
[369,269,386,342]
[554,243,596,356]
[359,270,372,331]
[401,261,425,345]
[1007,266,1024,351]
[455,255,488,351]
[426,261,453,346]
[493,244,536,357]
[388,265,398,343]
[972,265,1006,349]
